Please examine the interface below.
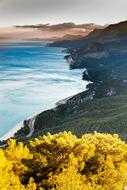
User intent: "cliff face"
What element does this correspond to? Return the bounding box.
[57,21,127,85]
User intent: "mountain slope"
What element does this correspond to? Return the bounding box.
[50,20,127,48]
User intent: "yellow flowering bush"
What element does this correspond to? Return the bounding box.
[0,132,127,190]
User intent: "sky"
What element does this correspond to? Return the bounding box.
[0,0,127,26]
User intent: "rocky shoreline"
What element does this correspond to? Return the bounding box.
[1,20,127,144]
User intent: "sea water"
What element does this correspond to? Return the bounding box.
[0,42,88,137]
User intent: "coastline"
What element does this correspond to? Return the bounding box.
[0,95,76,141]
[55,96,73,107]
[0,43,88,142]
[0,121,24,141]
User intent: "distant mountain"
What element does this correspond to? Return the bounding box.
[82,20,127,42]
[25,34,84,42]
[49,20,127,85]
[56,34,83,41]
[50,20,127,47]
[97,20,127,40]
[15,22,105,42]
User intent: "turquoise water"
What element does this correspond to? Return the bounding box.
[0,42,87,137]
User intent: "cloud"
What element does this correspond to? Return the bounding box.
[0,0,127,26]
[15,23,103,33]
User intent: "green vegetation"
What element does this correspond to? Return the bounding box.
[33,95,127,140]
[13,90,127,143]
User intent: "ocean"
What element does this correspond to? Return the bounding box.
[0,42,88,138]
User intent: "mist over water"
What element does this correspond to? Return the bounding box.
[0,42,88,137]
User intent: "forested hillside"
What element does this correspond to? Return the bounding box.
[13,79,127,143]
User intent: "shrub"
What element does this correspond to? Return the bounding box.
[1,132,127,190]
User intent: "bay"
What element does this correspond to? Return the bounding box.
[0,42,88,137]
